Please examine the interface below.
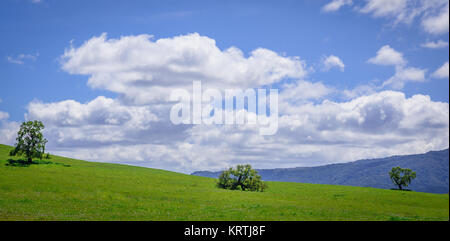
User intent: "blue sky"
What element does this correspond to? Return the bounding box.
[0,0,449,173]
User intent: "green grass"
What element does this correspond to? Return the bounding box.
[0,144,448,221]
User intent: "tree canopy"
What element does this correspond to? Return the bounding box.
[217,164,267,192]
[389,166,416,191]
[10,120,48,164]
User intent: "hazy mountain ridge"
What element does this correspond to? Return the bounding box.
[192,149,449,193]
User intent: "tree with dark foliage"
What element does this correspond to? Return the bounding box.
[389,166,416,191]
[10,120,48,164]
[217,164,267,192]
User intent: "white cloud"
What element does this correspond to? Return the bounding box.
[0,110,20,146]
[367,45,406,66]
[6,53,39,65]
[432,61,449,79]
[280,80,334,103]
[324,0,449,35]
[382,66,428,89]
[0,111,9,121]
[360,0,408,18]
[322,55,345,72]
[6,57,24,65]
[421,2,449,35]
[303,93,445,141]
[27,96,158,127]
[0,122,20,146]
[1,33,447,174]
[361,0,449,34]
[182,91,449,171]
[368,45,428,89]
[341,83,379,99]
[322,0,353,12]
[19,86,448,173]
[421,40,449,49]
[61,33,307,104]
[25,96,171,148]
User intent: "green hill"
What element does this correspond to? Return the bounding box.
[193,149,450,194]
[0,144,448,221]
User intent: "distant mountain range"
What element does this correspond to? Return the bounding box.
[192,149,449,194]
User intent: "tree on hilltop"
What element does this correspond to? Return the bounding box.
[10,120,48,164]
[217,164,267,192]
[389,166,416,191]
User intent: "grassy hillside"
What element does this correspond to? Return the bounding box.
[193,149,450,194]
[0,144,448,221]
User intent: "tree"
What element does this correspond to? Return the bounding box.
[389,166,416,191]
[217,164,267,192]
[10,120,48,164]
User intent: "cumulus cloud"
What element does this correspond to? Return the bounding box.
[24,96,187,148]
[322,55,345,72]
[180,91,449,171]
[0,110,20,146]
[324,0,449,35]
[367,45,406,66]
[27,96,158,127]
[277,91,448,162]
[341,83,380,99]
[279,80,334,104]
[382,66,428,89]
[322,0,353,12]
[0,122,20,146]
[421,39,449,49]
[361,0,449,34]
[421,1,449,35]
[61,33,307,104]
[21,87,448,173]
[368,45,428,89]
[432,61,449,79]
[0,33,446,174]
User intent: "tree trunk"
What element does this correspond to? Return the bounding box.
[27,157,32,164]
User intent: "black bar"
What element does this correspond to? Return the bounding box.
[1,221,448,240]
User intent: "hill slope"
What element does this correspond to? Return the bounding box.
[0,144,448,221]
[192,149,449,194]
